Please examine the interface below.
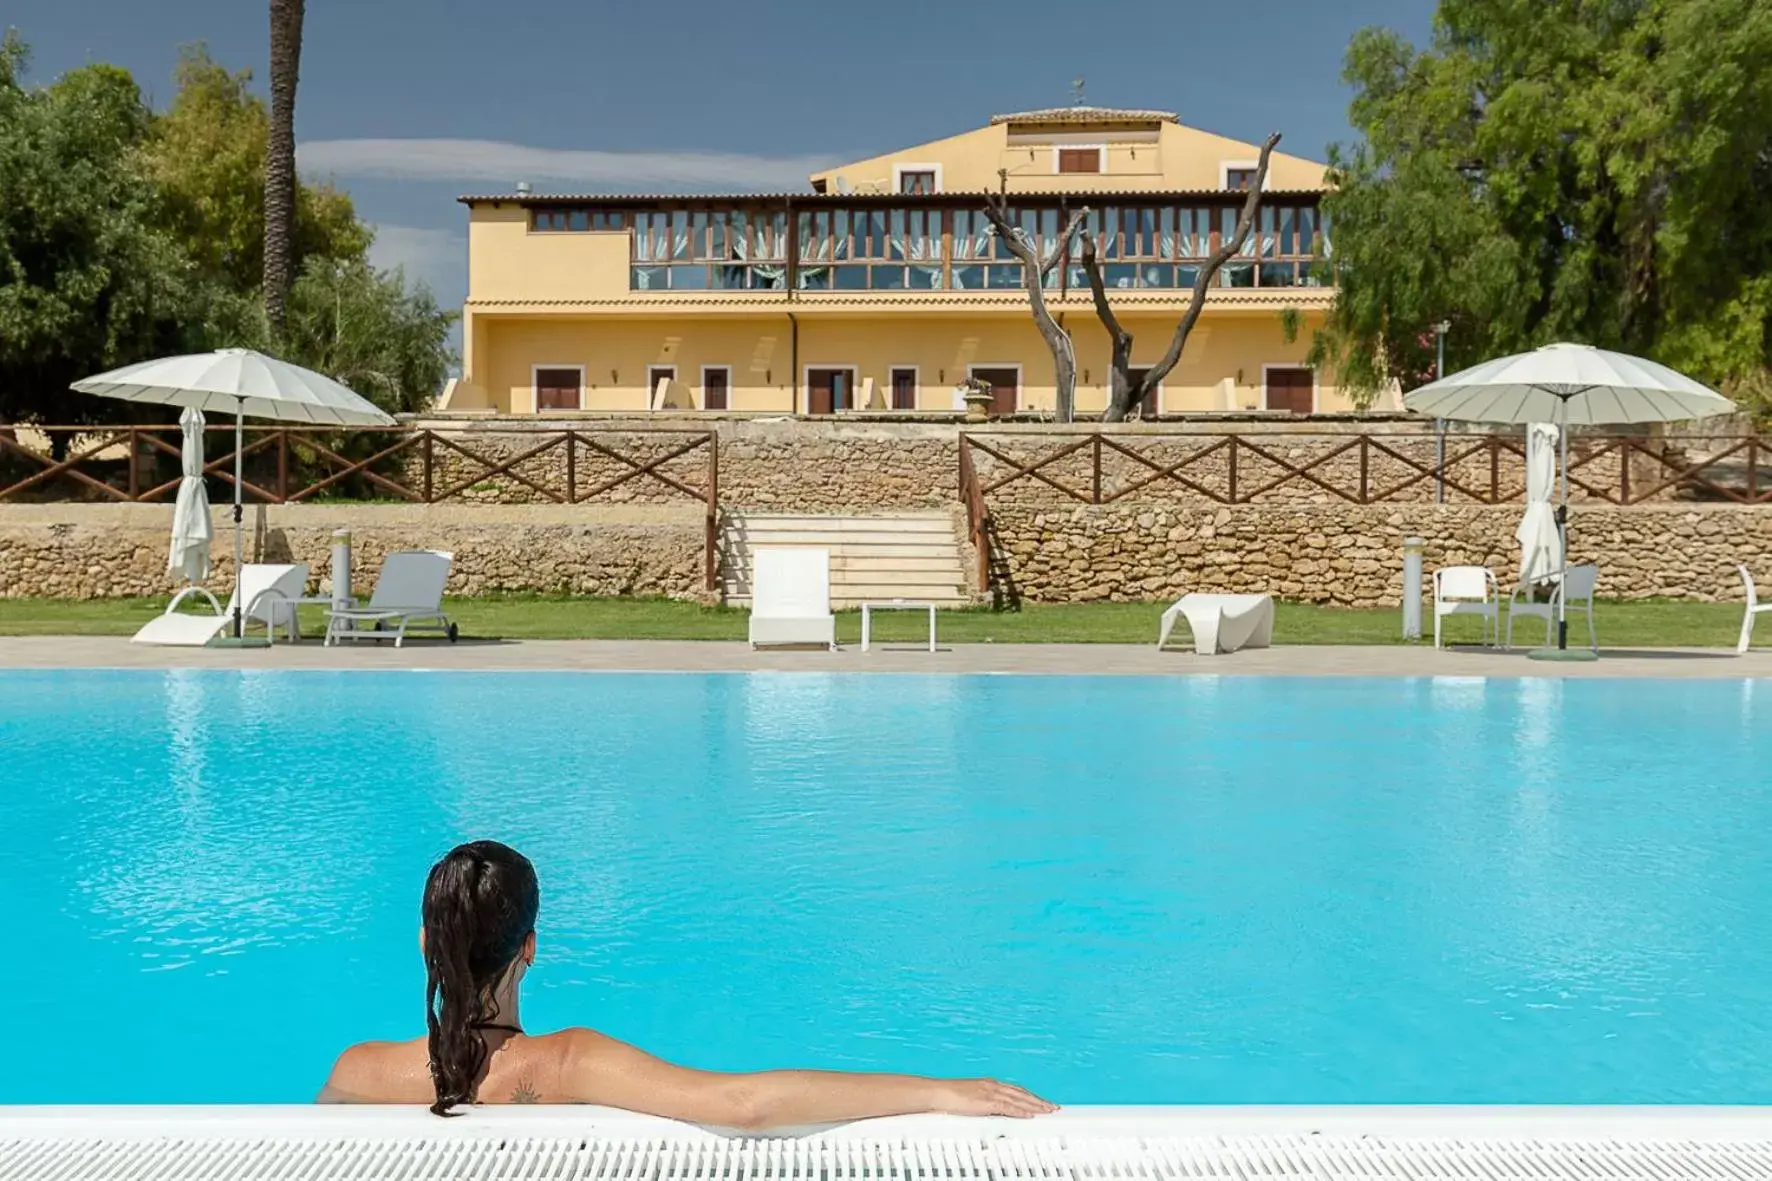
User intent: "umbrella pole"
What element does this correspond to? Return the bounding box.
[1557,423,1569,650]
[233,408,244,639]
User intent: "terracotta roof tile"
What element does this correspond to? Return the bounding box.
[990,106,1178,125]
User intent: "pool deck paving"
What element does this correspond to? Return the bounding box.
[2,635,1769,676]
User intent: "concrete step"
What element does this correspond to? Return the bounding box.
[734,511,952,525]
[724,529,955,547]
[723,546,963,566]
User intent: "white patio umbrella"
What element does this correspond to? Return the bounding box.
[1515,422,1563,587]
[168,407,212,583]
[1406,342,1735,654]
[71,348,396,638]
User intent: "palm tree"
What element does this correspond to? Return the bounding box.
[264,0,304,337]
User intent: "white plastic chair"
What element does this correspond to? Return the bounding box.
[325,550,458,647]
[1739,566,1772,654]
[133,563,309,646]
[1433,565,1499,649]
[1507,564,1598,651]
[748,546,836,649]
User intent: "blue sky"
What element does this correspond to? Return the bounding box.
[13,0,1433,329]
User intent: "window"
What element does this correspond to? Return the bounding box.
[534,367,582,411]
[1225,168,1259,192]
[890,367,918,411]
[899,170,937,195]
[702,366,730,412]
[631,208,788,290]
[1057,148,1102,174]
[531,208,628,231]
[795,207,943,290]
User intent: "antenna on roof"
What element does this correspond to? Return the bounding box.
[1070,76,1086,106]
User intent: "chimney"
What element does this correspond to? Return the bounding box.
[515,180,532,196]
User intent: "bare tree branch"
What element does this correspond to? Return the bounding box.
[983,171,1090,421]
[1099,131,1282,422]
[1078,230,1138,416]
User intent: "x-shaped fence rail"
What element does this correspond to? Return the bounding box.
[0,425,721,588]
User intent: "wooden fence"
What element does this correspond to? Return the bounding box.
[0,425,721,588]
[959,431,1772,507]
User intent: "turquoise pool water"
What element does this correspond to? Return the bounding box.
[6,670,1771,1105]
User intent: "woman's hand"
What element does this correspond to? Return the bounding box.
[932,1078,1058,1118]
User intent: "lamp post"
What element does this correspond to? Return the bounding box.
[1433,321,1450,503]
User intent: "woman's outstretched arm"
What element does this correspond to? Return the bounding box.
[562,1029,1055,1130]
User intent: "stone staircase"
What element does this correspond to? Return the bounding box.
[720,511,970,607]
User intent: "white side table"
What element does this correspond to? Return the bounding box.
[860,600,937,652]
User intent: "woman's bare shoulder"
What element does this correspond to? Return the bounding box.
[317,1037,431,1104]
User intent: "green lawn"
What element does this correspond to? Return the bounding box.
[0,593,1753,648]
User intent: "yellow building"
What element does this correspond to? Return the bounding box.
[448,107,1339,417]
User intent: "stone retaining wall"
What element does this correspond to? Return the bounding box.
[0,504,709,601]
[400,416,1747,513]
[988,503,1771,606]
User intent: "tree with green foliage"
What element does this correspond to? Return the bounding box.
[0,31,453,426]
[0,33,225,427]
[148,45,365,298]
[285,257,454,416]
[1313,0,1772,404]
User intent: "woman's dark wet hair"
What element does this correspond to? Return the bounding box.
[422,840,540,1115]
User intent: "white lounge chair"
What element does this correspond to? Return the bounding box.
[324,550,458,648]
[1433,565,1499,648]
[748,546,836,649]
[1739,565,1772,654]
[1506,563,1598,651]
[133,563,309,646]
[1157,593,1275,655]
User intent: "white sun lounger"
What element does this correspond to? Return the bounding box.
[324,550,458,648]
[748,546,836,649]
[1157,593,1275,655]
[132,563,309,646]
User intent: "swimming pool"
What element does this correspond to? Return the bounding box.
[6,669,1770,1106]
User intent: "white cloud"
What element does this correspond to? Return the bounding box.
[299,138,841,191]
[366,224,465,302]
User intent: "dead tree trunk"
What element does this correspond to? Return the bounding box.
[1086,132,1281,422]
[982,174,1089,422]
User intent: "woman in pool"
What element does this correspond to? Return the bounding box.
[321,840,1056,1124]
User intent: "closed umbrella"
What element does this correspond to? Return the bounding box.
[168,407,212,583]
[1515,422,1562,587]
[1406,342,1735,656]
[72,348,396,640]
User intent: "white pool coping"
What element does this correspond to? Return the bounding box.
[9,1106,1772,1180]
[5,1103,1772,1139]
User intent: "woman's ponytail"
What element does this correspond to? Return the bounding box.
[421,842,540,1116]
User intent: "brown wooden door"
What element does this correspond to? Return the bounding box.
[703,368,729,411]
[890,368,917,410]
[535,367,581,411]
[806,368,853,414]
[1265,367,1314,414]
[971,367,1019,415]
